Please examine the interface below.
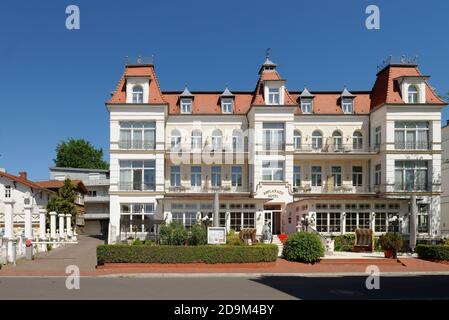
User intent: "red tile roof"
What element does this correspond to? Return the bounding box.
[106,61,446,114]
[0,171,54,193]
[35,180,88,194]
[370,64,445,110]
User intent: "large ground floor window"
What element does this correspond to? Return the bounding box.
[316,212,341,232]
[312,202,402,234]
[119,203,155,234]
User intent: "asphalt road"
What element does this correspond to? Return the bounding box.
[1,275,449,300]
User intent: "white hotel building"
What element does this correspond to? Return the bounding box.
[106,56,445,244]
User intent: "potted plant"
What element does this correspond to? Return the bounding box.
[378,233,403,258]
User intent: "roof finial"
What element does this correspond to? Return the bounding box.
[265,48,271,60]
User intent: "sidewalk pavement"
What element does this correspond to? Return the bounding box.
[2,257,449,277]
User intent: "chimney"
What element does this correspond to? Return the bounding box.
[19,171,27,180]
[0,168,6,173]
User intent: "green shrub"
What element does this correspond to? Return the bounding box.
[188,224,207,246]
[132,238,142,245]
[143,240,156,246]
[226,230,244,246]
[159,221,188,245]
[378,233,403,251]
[443,238,449,246]
[282,232,324,263]
[332,234,355,252]
[416,245,449,260]
[96,244,278,264]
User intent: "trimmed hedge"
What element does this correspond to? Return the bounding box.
[282,232,324,263]
[416,245,449,260]
[97,244,278,265]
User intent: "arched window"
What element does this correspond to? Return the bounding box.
[191,130,202,150]
[408,85,418,103]
[211,129,222,151]
[232,129,243,151]
[353,131,363,150]
[293,130,302,150]
[311,130,322,150]
[171,129,181,150]
[132,85,144,103]
[332,131,343,151]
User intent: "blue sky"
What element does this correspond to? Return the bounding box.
[0,0,448,180]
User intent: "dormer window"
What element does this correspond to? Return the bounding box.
[180,99,192,114]
[132,85,143,103]
[301,99,313,113]
[408,85,419,103]
[342,98,354,114]
[221,98,233,114]
[268,87,280,105]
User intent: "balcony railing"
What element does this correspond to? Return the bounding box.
[394,141,430,150]
[119,140,155,150]
[83,179,110,186]
[293,143,371,153]
[165,143,246,153]
[166,184,236,193]
[292,183,372,194]
[393,183,429,192]
[84,195,109,202]
[119,182,156,191]
[262,142,286,152]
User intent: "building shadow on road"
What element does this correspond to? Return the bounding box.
[250,275,449,300]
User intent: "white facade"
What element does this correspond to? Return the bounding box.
[0,170,52,236]
[441,124,449,236]
[106,58,445,244]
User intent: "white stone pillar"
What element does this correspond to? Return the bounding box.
[66,214,72,238]
[24,204,33,240]
[38,209,47,252]
[59,213,65,239]
[4,199,15,263]
[49,211,57,239]
[38,209,47,239]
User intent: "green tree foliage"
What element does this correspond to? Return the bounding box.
[46,178,78,224]
[54,138,108,169]
[188,224,208,245]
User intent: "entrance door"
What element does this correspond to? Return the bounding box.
[264,205,282,235]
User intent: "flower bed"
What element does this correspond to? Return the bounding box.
[97,244,278,265]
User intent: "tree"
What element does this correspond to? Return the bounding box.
[54,138,108,169]
[46,178,78,225]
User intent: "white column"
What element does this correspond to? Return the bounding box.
[49,211,57,239]
[38,209,47,239]
[24,204,33,240]
[59,213,65,239]
[4,199,16,263]
[66,214,72,238]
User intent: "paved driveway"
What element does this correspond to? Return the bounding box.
[0,235,104,275]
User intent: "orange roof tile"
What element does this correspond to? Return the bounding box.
[0,171,54,193]
[106,60,446,115]
[35,180,88,194]
[370,65,446,109]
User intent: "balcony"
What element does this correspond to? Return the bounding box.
[292,183,372,194]
[166,183,242,193]
[84,195,109,203]
[83,179,110,186]
[293,143,377,159]
[119,140,155,150]
[394,141,431,151]
[119,182,156,192]
[165,143,246,154]
[84,212,110,220]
